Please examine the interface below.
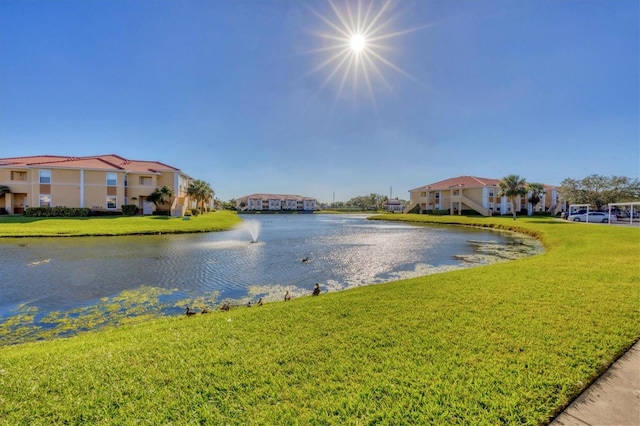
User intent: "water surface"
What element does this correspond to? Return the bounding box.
[0,214,542,344]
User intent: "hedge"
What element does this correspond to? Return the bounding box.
[24,207,91,217]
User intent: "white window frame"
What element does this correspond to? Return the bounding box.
[39,194,51,207]
[39,170,51,184]
[106,172,117,186]
[106,196,117,210]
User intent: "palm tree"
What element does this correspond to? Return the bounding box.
[0,186,9,214]
[147,186,174,209]
[498,175,527,220]
[187,179,214,213]
[527,182,545,213]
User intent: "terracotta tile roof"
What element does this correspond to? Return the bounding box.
[0,154,180,174]
[410,176,501,192]
[410,176,557,192]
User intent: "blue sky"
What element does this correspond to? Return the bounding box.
[1,0,638,203]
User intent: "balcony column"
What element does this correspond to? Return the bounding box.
[80,169,85,208]
[4,192,12,213]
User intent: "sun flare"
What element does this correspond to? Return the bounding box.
[305,0,424,106]
[350,33,366,53]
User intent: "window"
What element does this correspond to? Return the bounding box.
[39,170,51,184]
[106,173,117,186]
[179,176,188,191]
[139,176,152,185]
[488,188,495,197]
[11,171,27,181]
[39,194,51,207]
[107,196,117,209]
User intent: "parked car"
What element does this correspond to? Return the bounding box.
[563,209,588,220]
[568,211,616,223]
[622,211,640,219]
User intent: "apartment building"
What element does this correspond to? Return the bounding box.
[236,193,317,212]
[405,176,563,216]
[383,199,404,212]
[0,154,194,216]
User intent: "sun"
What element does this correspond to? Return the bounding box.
[304,0,424,106]
[350,33,366,53]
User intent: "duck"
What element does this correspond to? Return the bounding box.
[185,306,197,316]
[201,307,211,314]
[220,302,230,311]
[284,290,291,302]
[246,301,253,308]
[302,257,309,263]
[256,297,263,307]
[312,283,321,296]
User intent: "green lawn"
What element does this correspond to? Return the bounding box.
[0,210,242,237]
[0,214,638,424]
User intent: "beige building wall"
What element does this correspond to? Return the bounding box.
[156,173,174,189]
[126,172,161,209]
[49,169,80,207]
[1,156,195,215]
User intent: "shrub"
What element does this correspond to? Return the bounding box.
[24,207,91,217]
[121,205,138,216]
[0,207,8,215]
[152,210,171,216]
[190,208,200,216]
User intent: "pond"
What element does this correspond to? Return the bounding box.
[0,214,543,344]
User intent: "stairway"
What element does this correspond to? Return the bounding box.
[403,201,420,214]
[460,195,491,216]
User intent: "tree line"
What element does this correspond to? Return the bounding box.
[498,174,639,219]
[330,193,403,211]
[558,175,639,209]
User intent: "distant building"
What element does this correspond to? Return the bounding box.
[0,154,195,216]
[236,193,317,212]
[383,199,404,212]
[405,175,562,216]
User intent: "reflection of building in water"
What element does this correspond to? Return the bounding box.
[236,193,317,213]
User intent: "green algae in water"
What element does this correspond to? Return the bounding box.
[0,286,192,346]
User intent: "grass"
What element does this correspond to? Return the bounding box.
[0,214,638,424]
[0,210,242,237]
